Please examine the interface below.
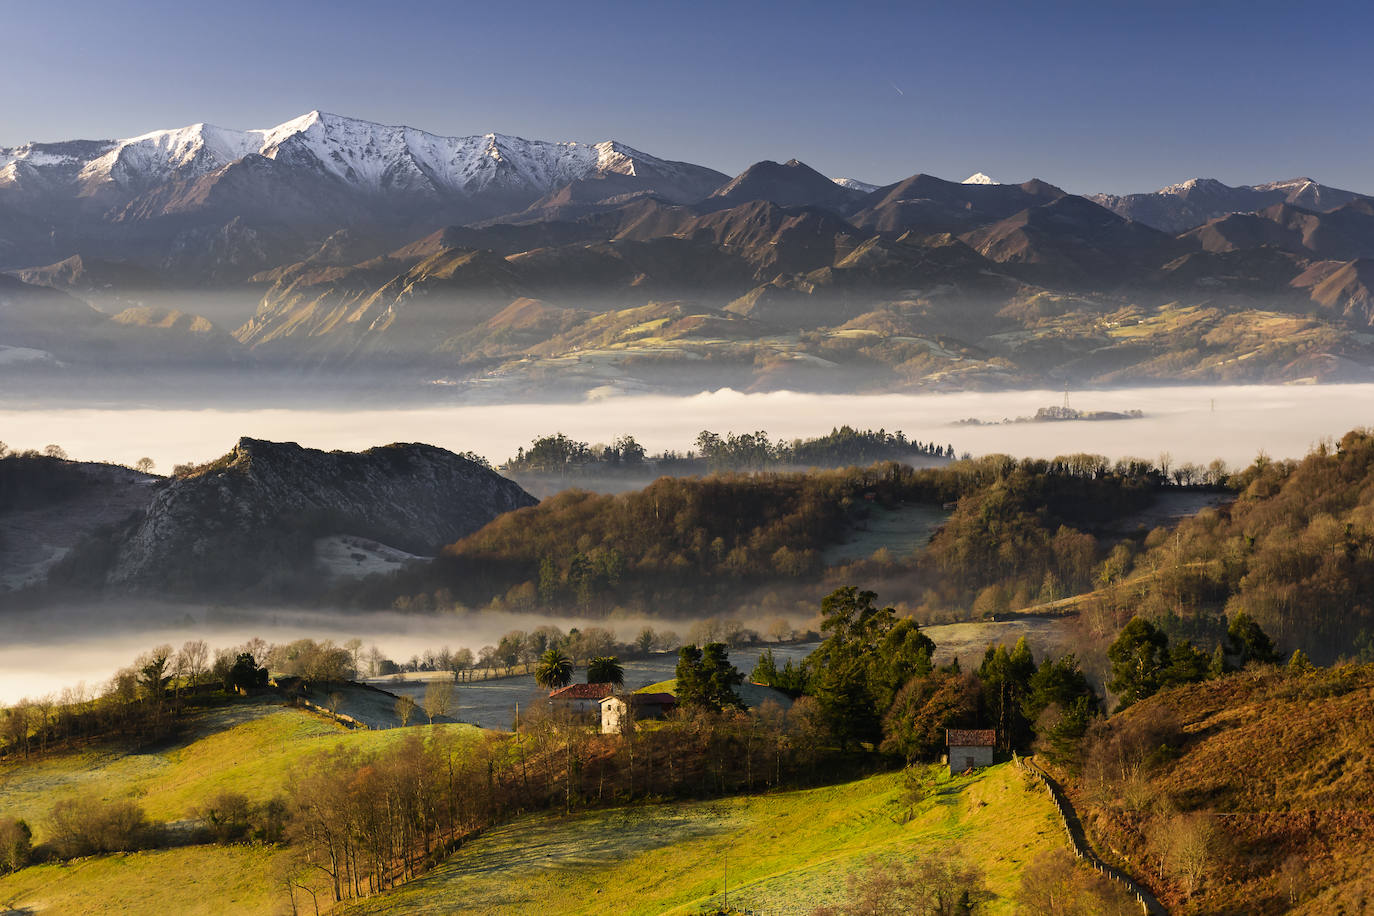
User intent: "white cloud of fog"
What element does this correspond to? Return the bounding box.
[3,383,1372,702]
[2,384,1371,472]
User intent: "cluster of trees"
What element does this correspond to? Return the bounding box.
[0,637,370,760]
[1102,430,1374,662]
[1106,613,1279,711]
[0,441,69,461]
[693,427,958,471]
[504,433,647,473]
[500,426,956,478]
[917,454,1161,611]
[751,587,1103,768]
[2,640,224,758]
[674,643,745,711]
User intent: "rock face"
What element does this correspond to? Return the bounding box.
[107,438,536,596]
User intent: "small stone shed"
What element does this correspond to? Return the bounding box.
[946,728,996,775]
[599,692,677,734]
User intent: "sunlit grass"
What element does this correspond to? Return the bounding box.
[0,844,301,916]
[348,763,1062,916]
[0,701,482,841]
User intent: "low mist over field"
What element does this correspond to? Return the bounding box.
[0,602,688,705]
[3,383,1372,472]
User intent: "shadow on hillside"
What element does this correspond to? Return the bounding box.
[431,805,738,879]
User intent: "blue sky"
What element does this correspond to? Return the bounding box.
[4,0,1371,194]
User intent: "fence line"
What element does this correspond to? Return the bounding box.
[1015,754,1166,915]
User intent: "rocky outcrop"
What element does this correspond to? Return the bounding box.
[106,438,535,596]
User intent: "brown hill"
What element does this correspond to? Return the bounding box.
[1069,665,1374,915]
[704,158,863,213]
[1182,201,1374,261]
[849,174,1065,234]
[961,196,1177,285]
[1292,258,1374,326]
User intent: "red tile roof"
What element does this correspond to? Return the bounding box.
[548,683,617,700]
[946,728,997,747]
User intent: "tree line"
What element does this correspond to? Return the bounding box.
[500,425,960,477]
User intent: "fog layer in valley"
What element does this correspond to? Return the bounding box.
[3,384,1373,472]
[0,602,698,706]
[4,383,1370,705]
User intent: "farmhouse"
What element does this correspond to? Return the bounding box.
[946,728,996,775]
[599,692,677,734]
[547,682,617,714]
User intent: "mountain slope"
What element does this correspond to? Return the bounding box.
[705,159,864,212]
[849,174,1065,234]
[0,112,728,277]
[1070,665,1374,914]
[98,438,536,596]
[1091,177,1373,233]
[961,195,1177,285]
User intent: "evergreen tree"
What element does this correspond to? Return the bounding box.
[977,638,1036,753]
[1107,617,1170,711]
[675,643,744,712]
[1227,612,1280,667]
[1161,640,1211,688]
[1208,643,1231,678]
[806,586,936,749]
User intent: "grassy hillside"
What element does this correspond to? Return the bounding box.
[0,845,298,916]
[346,763,1080,916]
[0,698,481,842]
[1068,664,1374,914]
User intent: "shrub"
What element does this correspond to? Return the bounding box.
[47,795,154,858]
[0,817,32,873]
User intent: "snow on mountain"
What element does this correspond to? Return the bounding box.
[0,111,695,201]
[963,172,999,185]
[1156,177,1232,196]
[831,177,880,193]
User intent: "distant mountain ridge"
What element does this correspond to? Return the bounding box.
[1090,176,1372,233]
[6,111,1374,398]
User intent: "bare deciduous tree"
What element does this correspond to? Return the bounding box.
[422,682,454,724]
[178,640,209,689]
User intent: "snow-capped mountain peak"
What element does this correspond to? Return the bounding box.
[1157,177,1231,196]
[962,172,999,185]
[831,177,880,194]
[0,111,706,202]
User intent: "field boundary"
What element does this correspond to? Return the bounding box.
[1016,754,1166,915]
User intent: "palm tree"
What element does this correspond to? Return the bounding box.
[586,655,624,686]
[535,648,573,691]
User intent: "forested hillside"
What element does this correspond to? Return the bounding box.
[1101,429,1374,662]
[352,454,1169,618]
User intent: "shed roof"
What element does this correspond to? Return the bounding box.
[946,728,997,747]
[549,683,617,700]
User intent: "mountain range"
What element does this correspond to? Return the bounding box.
[4,111,1374,399]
